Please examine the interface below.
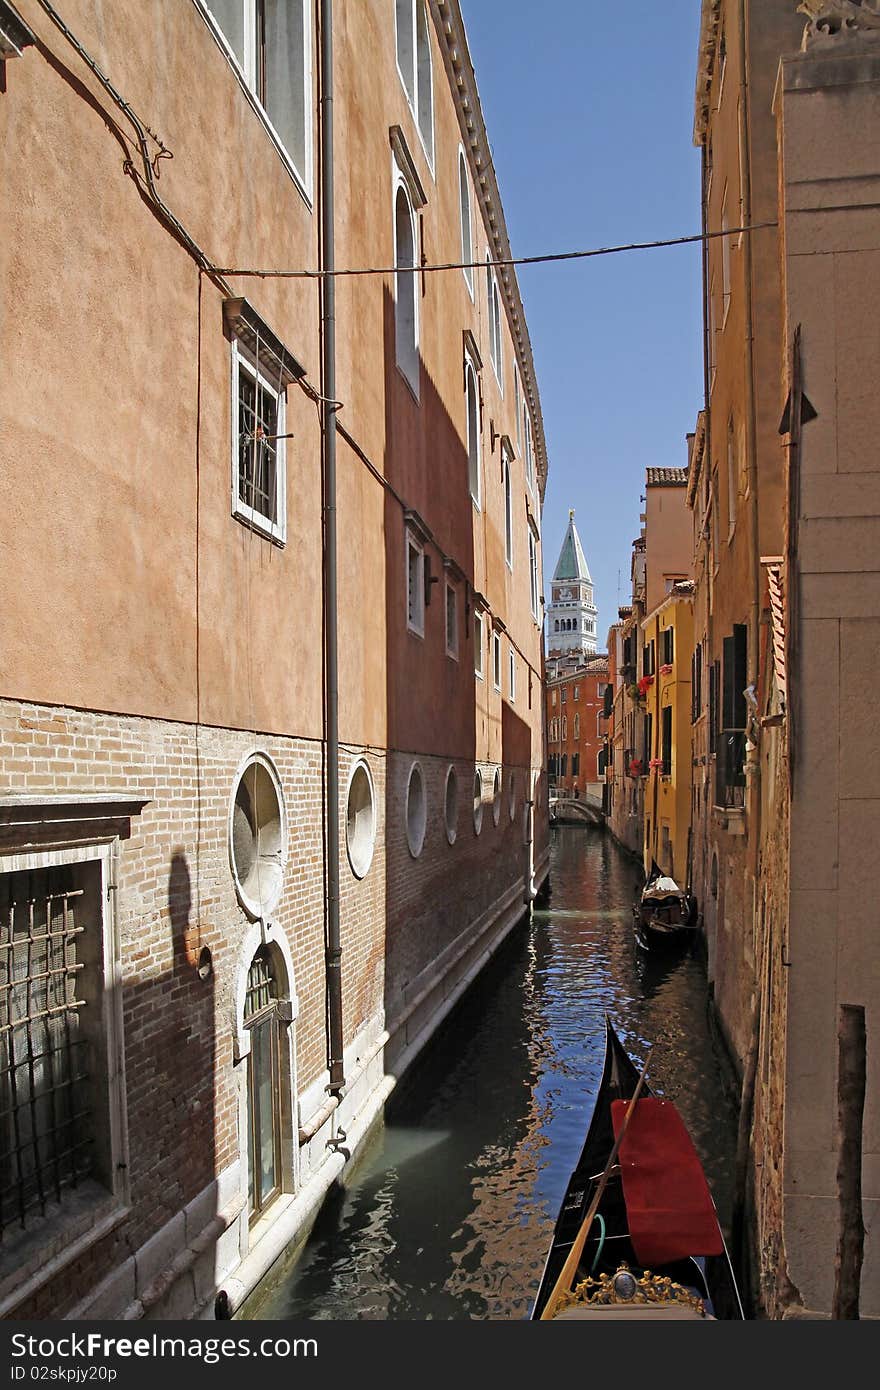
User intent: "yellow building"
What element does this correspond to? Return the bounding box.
[641,582,694,887]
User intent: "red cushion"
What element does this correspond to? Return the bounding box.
[610,1097,723,1266]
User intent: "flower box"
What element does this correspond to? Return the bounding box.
[659,663,673,676]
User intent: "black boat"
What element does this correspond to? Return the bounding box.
[530,1018,743,1320]
[633,860,698,951]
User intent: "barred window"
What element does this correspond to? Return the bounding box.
[1,866,98,1239]
[245,946,286,1221]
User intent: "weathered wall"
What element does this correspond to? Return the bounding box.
[775,36,880,1319]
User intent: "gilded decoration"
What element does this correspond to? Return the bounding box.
[798,1,880,48]
[556,1264,708,1317]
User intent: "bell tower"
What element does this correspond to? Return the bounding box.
[546,510,598,660]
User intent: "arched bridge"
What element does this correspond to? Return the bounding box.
[549,791,604,826]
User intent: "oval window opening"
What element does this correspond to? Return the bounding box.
[492,767,502,826]
[406,762,427,858]
[473,769,483,835]
[346,761,376,879]
[230,756,286,919]
[444,766,458,845]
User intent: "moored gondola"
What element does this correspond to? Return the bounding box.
[633,860,698,951]
[531,1017,743,1320]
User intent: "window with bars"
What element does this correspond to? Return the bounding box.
[244,946,285,1222]
[0,865,102,1241]
[227,299,302,546]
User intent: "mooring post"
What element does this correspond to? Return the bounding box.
[832,1003,867,1319]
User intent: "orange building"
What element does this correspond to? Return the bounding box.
[0,0,548,1318]
[546,657,610,802]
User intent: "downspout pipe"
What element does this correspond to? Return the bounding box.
[320,0,345,1094]
[739,0,762,877]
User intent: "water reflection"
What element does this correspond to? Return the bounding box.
[245,827,738,1320]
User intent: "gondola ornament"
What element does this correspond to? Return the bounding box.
[555,1264,708,1318]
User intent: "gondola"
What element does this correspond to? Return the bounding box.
[633,860,698,951]
[530,1017,744,1320]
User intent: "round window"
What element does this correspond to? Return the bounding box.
[509,772,517,822]
[406,762,427,858]
[229,754,287,920]
[346,760,376,879]
[492,767,502,826]
[473,769,483,835]
[444,766,458,845]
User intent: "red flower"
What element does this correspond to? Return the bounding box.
[637,674,654,696]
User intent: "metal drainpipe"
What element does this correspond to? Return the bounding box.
[738,0,762,884]
[320,0,345,1094]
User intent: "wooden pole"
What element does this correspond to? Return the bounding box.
[540,1050,652,1321]
[832,1004,866,1319]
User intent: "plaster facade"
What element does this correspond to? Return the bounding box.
[0,0,548,1318]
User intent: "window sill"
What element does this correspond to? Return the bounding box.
[233,505,286,548]
[0,1185,128,1318]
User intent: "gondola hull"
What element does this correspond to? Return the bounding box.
[633,862,698,951]
[530,1018,743,1321]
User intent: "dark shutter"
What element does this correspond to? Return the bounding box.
[709,661,718,754]
[662,706,673,775]
[733,624,748,730]
[643,713,653,770]
[603,683,613,719]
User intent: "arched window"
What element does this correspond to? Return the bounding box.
[394,182,418,393]
[459,150,473,295]
[574,714,580,740]
[244,945,290,1221]
[503,449,513,569]
[466,354,481,506]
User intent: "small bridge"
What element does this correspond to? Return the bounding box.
[549,792,604,826]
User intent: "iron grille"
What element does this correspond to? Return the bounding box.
[0,872,91,1236]
[244,947,277,1024]
[238,370,279,525]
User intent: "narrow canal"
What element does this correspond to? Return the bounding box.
[243,826,740,1320]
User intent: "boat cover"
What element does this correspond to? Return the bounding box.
[610,1097,723,1265]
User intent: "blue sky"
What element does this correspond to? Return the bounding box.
[460,1,704,643]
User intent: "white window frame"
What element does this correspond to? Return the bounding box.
[197,1,312,201]
[393,166,420,399]
[529,530,540,621]
[465,349,481,509]
[231,338,287,545]
[445,580,458,660]
[514,363,522,452]
[395,0,434,172]
[474,610,484,680]
[503,444,514,571]
[458,147,473,298]
[406,530,425,637]
[492,630,502,691]
[508,646,516,703]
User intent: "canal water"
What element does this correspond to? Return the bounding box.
[244,826,739,1321]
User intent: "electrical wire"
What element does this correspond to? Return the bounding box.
[213,222,779,281]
